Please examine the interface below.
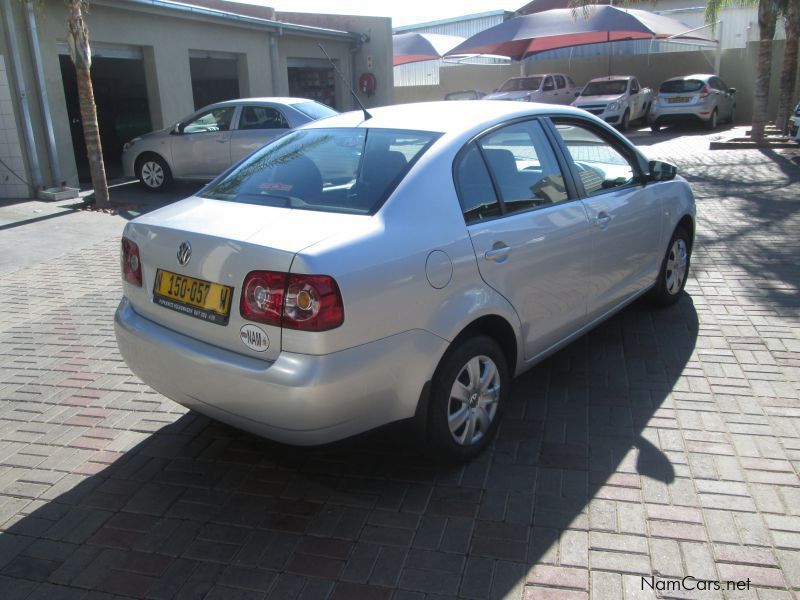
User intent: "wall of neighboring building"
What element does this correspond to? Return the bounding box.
[276,12,394,109]
[0,53,28,199]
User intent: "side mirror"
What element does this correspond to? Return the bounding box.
[648,160,677,182]
[728,87,736,95]
[171,123,183,135]
[631,89,638,95]
[574,92,579,97]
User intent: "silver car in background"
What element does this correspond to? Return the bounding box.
[650,74,736,132]
[484,73,581,104]
[115,101,695,461]
[122,97,338,191]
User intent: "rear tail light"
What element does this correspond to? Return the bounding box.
[699,85,710,99]
[240,271,344,331]
[121,237,142,286]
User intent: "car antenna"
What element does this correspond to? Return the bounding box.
[318,43,372,121]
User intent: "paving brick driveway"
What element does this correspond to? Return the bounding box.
[1,127,798,600]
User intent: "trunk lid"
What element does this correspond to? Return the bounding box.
[124,196,363,361]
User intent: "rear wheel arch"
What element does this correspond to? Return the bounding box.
[414,314,519,440]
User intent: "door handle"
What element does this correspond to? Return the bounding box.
[216,138,228,143]
[594,212,611,229]
[484,244,512,262]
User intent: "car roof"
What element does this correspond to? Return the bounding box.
[301,101,593,135]
[588,76,633,82]
[208,97,316,108]
[663,74,714,82]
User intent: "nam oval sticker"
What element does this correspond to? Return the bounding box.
[240,324,269,352]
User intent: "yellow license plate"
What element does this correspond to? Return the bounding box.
[153,269,233,325]
[668,97,690,103]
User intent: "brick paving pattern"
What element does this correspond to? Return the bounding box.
[1,128,799,599]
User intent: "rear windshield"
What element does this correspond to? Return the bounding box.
[660,79,704,94]
[499,77,542,92]
[293,101,338,120]
[581,80,628,96]
[200,128,440,214]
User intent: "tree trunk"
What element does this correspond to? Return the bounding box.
[775,0,800,133]
[67,1,109,206]
[75,65,108,205]
[751,0,778,144]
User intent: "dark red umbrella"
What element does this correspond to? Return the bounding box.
[393,33,465,66]
[445,5,715,61]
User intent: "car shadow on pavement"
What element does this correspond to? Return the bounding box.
[81,180,204,220]
[0,295,698,599]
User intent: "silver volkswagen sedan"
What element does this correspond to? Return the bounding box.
[115,101,695,460]
[121,97,338,191]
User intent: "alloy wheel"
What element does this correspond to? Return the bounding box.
[447,355,500,446]
[665,238,688,295]
[141,161,165,188]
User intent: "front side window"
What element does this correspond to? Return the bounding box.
[553,121,637,196]
[543,76,555,91]
[478,120,568,212]
[555,76,566,89]
[182,107,235,134]
[239,106,288,130]
[630,79,639,94]
[201,128,439,214]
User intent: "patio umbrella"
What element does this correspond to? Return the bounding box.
[393,32,465,66]
[445,6,715,61]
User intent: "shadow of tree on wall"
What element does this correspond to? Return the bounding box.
[0,295,697,599]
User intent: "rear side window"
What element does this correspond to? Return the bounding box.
[454,144,501,223]
[239,106,288,130]
[201,128,439,214]
[660,79,704,94]
[478,120,568,213]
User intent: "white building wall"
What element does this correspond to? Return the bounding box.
[0,55,27,199]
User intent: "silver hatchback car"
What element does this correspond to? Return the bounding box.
[115,101,695,460]
[122,97,338,191]
[650,74,736,132]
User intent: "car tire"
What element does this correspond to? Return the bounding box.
[650,122,661,133]
[620,109,630,131]
[427,336,509,462]
[648,225,691,306]
[728,104,736,124]
[136,154,173,192]
[706,109,718,130]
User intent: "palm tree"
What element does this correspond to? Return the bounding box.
[66,0,109,206]
[775,0,799,133]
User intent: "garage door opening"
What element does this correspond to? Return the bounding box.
[287,58,337,110]
[190,51,240,110]
[59,45,152,182]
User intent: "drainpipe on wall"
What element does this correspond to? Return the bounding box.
[269,29,281,95]
[1,0,43,193]
[714,21,724,75]
[25,0,62,185]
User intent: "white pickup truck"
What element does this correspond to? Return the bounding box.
[484,73,581,105]
[571,76,653,130]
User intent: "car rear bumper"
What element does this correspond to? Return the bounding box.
[114,298,447,445]
[651,104,714,125]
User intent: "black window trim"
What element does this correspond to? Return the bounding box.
[452,116,582,226]
[542,115,648,199]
